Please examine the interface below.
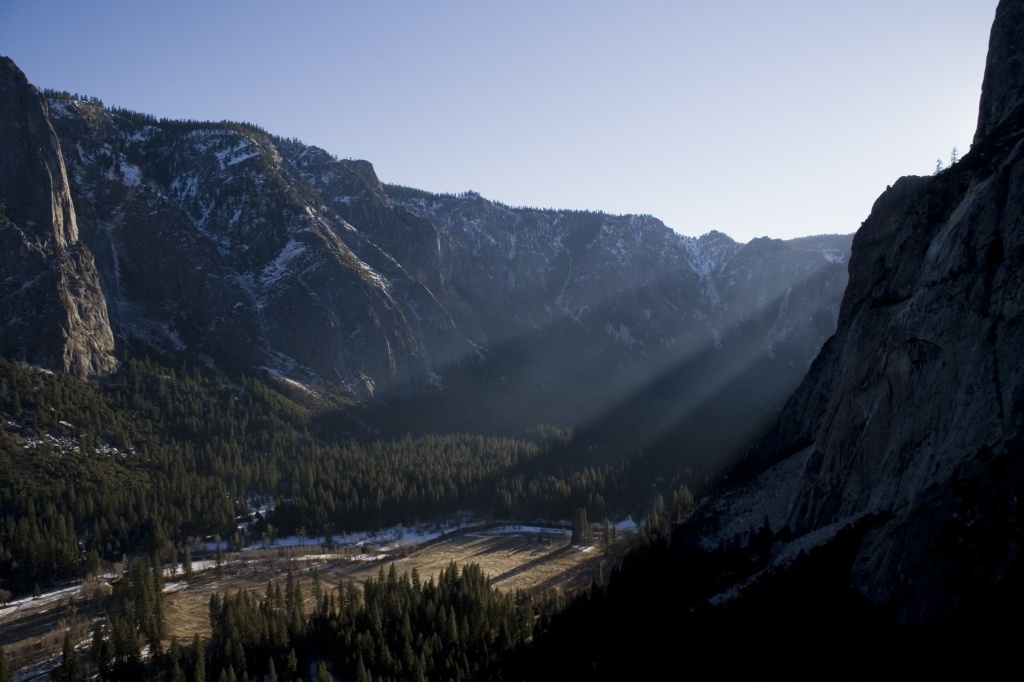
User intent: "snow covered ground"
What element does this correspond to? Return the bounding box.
[0,513,640,615]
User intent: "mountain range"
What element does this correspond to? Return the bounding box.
[0,55,850,469]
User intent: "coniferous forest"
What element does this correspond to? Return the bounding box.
[86,558,544,682]
[0,338,715,681]
[0,352,682,681]
[0,355,681,598]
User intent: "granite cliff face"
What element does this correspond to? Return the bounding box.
[0,57,116,379]
[730,0,1024,625]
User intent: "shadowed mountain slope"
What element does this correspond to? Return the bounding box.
[2,55,851,466]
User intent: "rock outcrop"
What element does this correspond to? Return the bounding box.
[0,57,116,378]
[974,0,1024,145]
[738,0,1024,625]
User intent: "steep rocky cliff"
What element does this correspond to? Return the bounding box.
[728,0,1024,625]
[0,57,116,378]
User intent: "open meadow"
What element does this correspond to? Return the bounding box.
[0,523,633,678]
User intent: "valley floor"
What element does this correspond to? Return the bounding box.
[0,521,634,679]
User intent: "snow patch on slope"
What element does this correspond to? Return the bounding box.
[821,247,846,264]
[215,139,260,169]
[261,239,306,286]
[606,322,637,349]
[119,162,142,187]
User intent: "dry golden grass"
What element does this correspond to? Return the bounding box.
[160,526,631,637]
[377,529,608,593]
[0,525,634,676]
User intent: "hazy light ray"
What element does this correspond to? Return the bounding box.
[556,258,846,458]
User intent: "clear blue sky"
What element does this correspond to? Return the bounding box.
[1,1,999,242]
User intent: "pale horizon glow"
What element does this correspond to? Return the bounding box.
[0,1,999,243]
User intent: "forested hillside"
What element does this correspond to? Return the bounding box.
[0,357,677,598]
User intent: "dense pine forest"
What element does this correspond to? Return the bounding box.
[0,352,694,681]
[0,356,695,599]
[76,557,546,682]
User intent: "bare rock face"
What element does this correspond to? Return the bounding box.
[0,57,116,378]
[974,0,1024,145]
[742,0,1024,625]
